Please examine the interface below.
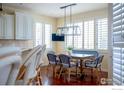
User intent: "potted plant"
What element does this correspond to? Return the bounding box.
[66,46,73,55]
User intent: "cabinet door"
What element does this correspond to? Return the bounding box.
[15,13,25,39]
[4,15,14,39]
[15,12,33,40]
[0,15,14,39]
[0,16,4,39]
[26,17,33,39]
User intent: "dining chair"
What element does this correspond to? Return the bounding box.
[47,53,59,78]
[58,54,78,82]
[0,46,21,85]
[84,55,104,83]
[36,45,46,67]
[35,45,46,85]
[16,45,42,85]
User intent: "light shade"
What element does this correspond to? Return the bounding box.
[56,25,81,36]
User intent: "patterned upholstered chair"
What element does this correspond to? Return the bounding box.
[84,55,104,83]
[47,53,59,78]
[58,54,78,82]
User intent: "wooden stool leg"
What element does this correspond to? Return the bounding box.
[53,65,56,78]
[54,66,57,78]
[28,78,33,85]
[58,66,63,79]
[67,68,70,82]
[38,67,42,85]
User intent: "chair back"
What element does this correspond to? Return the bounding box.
[47,53,58,65]
[36,45,46,67]
[22,45,42,84]
[96,55,104,67]
[23,45,41,65]
[90,55,104,68]
[0,47,21,85]
[58,54,71,67]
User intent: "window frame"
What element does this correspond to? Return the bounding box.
[65,18,108,51]
[34,21,52,49]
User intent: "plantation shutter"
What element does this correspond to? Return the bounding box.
[112,3,124,85]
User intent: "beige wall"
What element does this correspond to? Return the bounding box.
[55,8,109,72]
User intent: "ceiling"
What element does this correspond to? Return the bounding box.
[3,3,108,18]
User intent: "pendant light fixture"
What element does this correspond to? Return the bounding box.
[56,3,81,36]
[0,3,6,15]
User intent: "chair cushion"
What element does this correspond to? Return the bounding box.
[62,62,78,68]
[85,61,97,67]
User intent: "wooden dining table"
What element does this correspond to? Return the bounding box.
[70,53,95,79]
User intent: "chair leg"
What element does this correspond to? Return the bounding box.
[58,66,63,79]
[67,68,70,82]
[99,67,102,77]
[38,67,42,85]
[54,65,59,78]
[91,68,93,80]
[76,67,78,78]
[53,65,56,78]
[36,76,42,85]
[95,68,100,84]
[36,67,42,85]
[27,78,33,85]
[46,65,49,75]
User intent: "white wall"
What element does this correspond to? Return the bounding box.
[108,3,113,80]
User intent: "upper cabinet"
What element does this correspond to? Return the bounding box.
[0,15,14,39]
[15,12,33,40]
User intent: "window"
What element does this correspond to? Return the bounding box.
[96,18,108,50]
[35,22,42,46]
[84,20,94,49]
[65,19,108,50]
[65,23,83,49]
[45,24,52,48]
[35,22,52,48]
[74,22,83,49]
[65,24,73,47]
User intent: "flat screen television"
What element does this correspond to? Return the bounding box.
[52,33,64,41]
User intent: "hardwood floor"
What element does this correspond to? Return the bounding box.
[40,66,108,85]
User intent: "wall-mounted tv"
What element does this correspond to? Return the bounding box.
[52,33,64,41]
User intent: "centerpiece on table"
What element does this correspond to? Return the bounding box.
[66,46,73,55]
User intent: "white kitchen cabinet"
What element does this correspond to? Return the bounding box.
[0,15,14,39]
[15,12,33,40]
